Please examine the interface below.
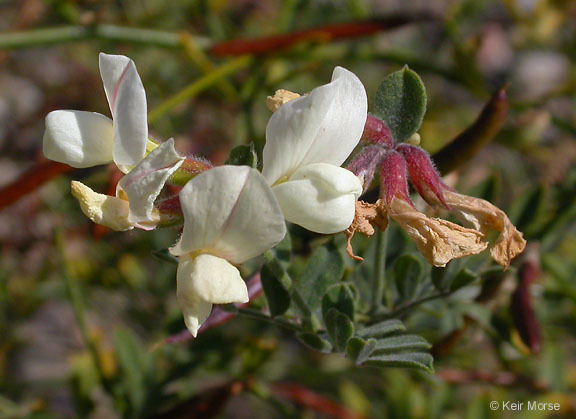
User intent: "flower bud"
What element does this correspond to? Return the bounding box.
[266,89,301,112]
[511,247,541,354]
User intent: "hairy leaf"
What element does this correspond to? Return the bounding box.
[297,245,344,311]
[373,335,432,354]
[260,264,291,317]
[374,66,427,142]
[393,254,424,301]
[324,308,354,352]
[346,337,377,364]
[297,332,333,353]
[365,352,434,373]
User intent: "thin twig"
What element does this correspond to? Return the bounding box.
[147,55,252,123]
[371,229,388,312]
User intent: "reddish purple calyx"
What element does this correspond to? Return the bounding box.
[346,145,387,194]
[362,115,394,148]
[180,156,212,174]
[351,115,450,210]
[380,150,413,206]
[398,144,449,209]
[156,195,182,215]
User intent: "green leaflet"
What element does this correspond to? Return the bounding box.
[374,66,427,142]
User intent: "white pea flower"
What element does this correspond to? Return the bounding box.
[43,53,149,172]
[71,139,184,231]
[262,67,368,234]
[170,166,286,336]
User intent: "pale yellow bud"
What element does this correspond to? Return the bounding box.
[266,89,301,112]
[406,133,421,146]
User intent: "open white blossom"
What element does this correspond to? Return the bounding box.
[43,53,148,172]
[71,139,184,231]
[262,67,367,234]
[170,166,286,336]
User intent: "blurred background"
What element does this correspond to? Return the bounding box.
[1,0,576,417]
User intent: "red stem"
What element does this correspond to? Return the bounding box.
[162,273,262,345]
[0,160,73,212]
[271,382,363,419]
[210,15,433,56]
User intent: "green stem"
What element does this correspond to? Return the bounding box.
[0,24,210,50]
[263,250,314,323]
[236,308,300,331]
[147,55,252,123]
[379,292,447,320]
[54,230,110,392]
[371,228,388,312]
[262,250,292,288]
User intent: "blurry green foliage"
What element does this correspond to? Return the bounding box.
[1,0,576,417]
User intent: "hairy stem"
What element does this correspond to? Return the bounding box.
[371,228,388,312]
[236,308,300,331]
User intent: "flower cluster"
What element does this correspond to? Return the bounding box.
[346,115,526,268]
[43,54,367,335]
[44,53,525,335]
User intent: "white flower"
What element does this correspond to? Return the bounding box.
[170,166,286,336]
[43,53,148,172]
[71,139,184,231]
[262,67,367,234]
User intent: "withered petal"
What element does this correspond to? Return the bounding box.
[388,197,488,267]
[345,200,388,261]
[442,190,526,268]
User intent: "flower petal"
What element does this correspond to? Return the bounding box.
[117,138,184,229]
[176,253,249,336]
[99,53,148,167]
[262,67,367,184]
[70,181,133,231]
[272,163,362,234]
[43,110,114,168]
[170,166,286,263]
[388,197,487,267]
[442,190,526,268]
[99,53,131,111]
